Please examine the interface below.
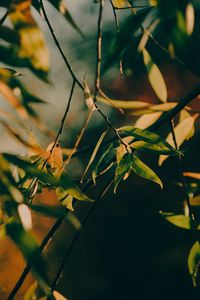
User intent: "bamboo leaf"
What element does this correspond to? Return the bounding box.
[135,112,162,129]
[159,116,195,165]
[82,131,107,181]
[143,48,167,102]
[131,155,163,188]
[9,0,49,79]
[114,152,132,193]
[97,96,150,110]
[188,241,200,286]
[119,127,179,155]
[160,212,200,229]
[6,219,52,297]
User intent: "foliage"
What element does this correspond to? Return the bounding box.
[0,0,200,299]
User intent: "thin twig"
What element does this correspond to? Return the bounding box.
[109,0,119,32]
[7,217,65,300]
[39,0,83,90]
[93,0,104,103]
[149,86,200,131]
[64,110,93,166]
[40,0,128,152]
[50,80,76,151]
[50,178,113,292]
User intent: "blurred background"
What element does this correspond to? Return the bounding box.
[1,1,200,299]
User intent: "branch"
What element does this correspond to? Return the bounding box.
[50,179,113,291]
[50,80,76,151]
[39,0,83,89]
[109,0,119,32]
[7,217,65,300]
[148,86,200,131]
[93,0,104,103]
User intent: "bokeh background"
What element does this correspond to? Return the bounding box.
[1,1,200,299]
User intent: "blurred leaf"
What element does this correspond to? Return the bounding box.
[159,116,195,165]
[160,212,200,229]
[103,11,148,71]
[53,290,68,300]
[0,81,28,118]
[188,241,200,286]
[112,0,129,8]
[30,203,67,218]
[48,0,84,37]
[23,281,37,300]
[6,219,52,297]
[83,80,97,111]
[143,48,167,102]
[97,95,150,110]
[185,3,195,36]
[184,172,200,180]
[9,0,49,79]
[18,203,32,230]
[131,154,163,188]
[135,112,162,129]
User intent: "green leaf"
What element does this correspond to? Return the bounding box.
[114,152,132,193]
[82,131,107,181]
[97,96,150,110]
[143,48,167,102]
[3,154,93,202]
[92,143,114,185]
[59,171,93,202]
[119,127,179,155]
[131,154,163,188]
[160,212,199,229]
[188,241,200,286]
[6,219,52,297]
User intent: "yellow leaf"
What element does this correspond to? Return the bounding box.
[0,81,28,118]
[53,290,68,300]
[97,95,150,110]
[83,80,97,111]
[135,112,162,129]
[112,0,129,8]
[18,204,32,231]
[46,142,63,171]
[159,116,195,165]
[186,3,195,35]
[143,48,167,102]
[9,0,49,73]
[184,172,200,180]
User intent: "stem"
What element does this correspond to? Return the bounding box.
[39,0,83,89]
[109,0,119,32]
[51,80,76,151]
[7,217,65,300]
[93,0,104,103]
[50,179,113,292]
